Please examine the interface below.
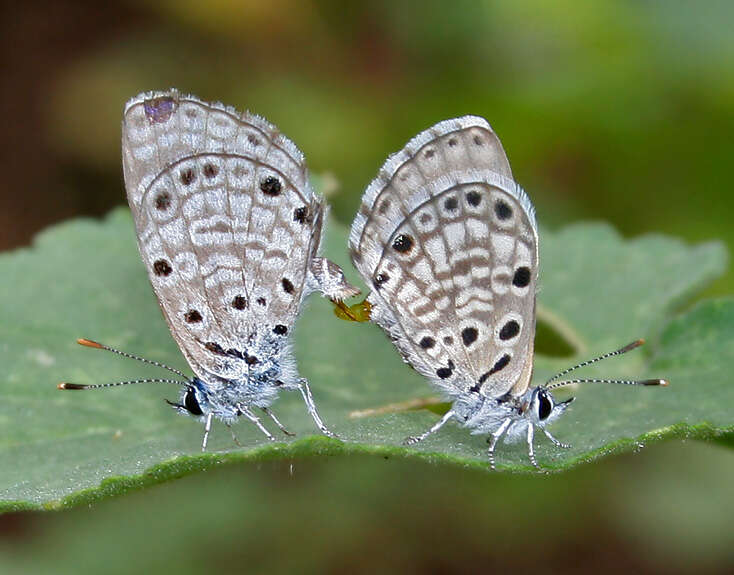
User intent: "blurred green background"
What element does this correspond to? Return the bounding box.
[1,0,732,573]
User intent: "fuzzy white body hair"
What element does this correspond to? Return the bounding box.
[121,89,358,445]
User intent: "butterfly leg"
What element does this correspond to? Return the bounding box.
[542,428,571,449]
[238,405,276,441]
[403,409,455,445]
[526,424,541,470]
[226,424,242,447]
[261,407,295,437]
[297,379,338,439]
[310,257,361,302]
[201,413,213,452]
[487,418,512,470]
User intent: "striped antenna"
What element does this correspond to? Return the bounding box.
[58,378,187,390]
[545,377,669,392]
[543,339,669,391]
[75,338,187,378]
[544,339,647,387]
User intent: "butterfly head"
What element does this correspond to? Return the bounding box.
[166,379,208,418]
[526,387,574,426]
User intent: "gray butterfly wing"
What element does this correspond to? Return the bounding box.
[349,116,538,398]
[122,89,346,383]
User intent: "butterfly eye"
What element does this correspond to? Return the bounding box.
[184,387,203,416]
[536,389,553,421]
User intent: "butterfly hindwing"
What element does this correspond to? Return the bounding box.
[350,116,538,397]
[122,90,323,383]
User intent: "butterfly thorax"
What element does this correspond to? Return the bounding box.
[184,374,282,424]
[452,389,517,424]
[183,335,299,423]
[449,388,530,440]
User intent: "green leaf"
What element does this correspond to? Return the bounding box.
[0,209,729,510]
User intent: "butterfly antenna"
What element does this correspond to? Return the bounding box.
[58,378,187,390]
[75,338,188,378]
[543,339,669,391]
[545,377,668,392]
[544,339,645,386]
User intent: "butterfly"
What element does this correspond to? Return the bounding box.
[59,89,359,450]
[343,115,667,469]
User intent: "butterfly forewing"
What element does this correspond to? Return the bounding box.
[122,90,323,383]
[350,116,538,397]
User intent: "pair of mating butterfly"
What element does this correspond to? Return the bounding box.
[59,89,667,469]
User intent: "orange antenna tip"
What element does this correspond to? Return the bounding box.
[58,382,87,390]
[641,379,668,387]
[77,338,103,348]
[619,339,645,353]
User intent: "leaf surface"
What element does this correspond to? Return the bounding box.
[0,209,729,509]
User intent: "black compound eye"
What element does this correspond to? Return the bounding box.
[184,387,203,416]
[537,390,553,421]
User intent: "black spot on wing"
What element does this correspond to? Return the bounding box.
[461,327,478,347]
[184,310,202,323]
[153,259,172,277]
[203,163,218,179]
[513,267,531,288]
[495,200,512,220]
[436,359,455,380]
[180,168,195,186]
[392,234,414,254]
[260,176,282,196]
[465,190,481,206]
[499,320,520,341]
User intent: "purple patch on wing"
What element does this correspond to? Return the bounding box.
[143,96,176,124]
